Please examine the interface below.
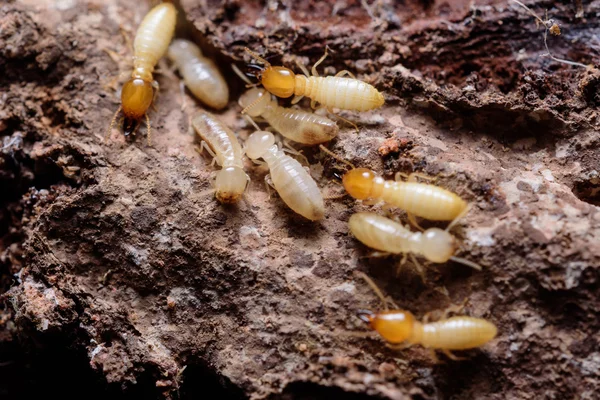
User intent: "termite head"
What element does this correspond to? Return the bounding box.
[261,66,296,98]
[121,78,154,133]
[168,39,202,62]
[359,310,415,344]
[343,168,385,200]
[239,88,271,117]
[215,166,249,203]
[245,130,275,160]
[421,228,457,263]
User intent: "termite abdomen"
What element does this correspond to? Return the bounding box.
[168,39,229,109]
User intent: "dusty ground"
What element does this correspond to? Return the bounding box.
[1,0,599,398]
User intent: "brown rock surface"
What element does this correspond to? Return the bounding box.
[1,0,599,399]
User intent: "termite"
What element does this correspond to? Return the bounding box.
[320,147,469,228]
[232,65,339,144]
[239,87,339,145]
[356,272,497,360]
[167,39,229,110]
[192,111,249,203]
[107,3,177,144]
[349,212,482,277]
[244,130,324,220]
[243,47,384,112]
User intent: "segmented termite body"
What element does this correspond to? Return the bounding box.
[110,3,177,140]
[358,309,498,351]
[192,111,249,203]
[245,130,324,220]
[167,39,229,109]
[343,168,468,222]
[349,212,481,270]
[239,88,338,144]
[245,48,384,112]
[356,273,497,357]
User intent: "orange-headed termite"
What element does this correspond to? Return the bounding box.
[356,272,497,360]
[167,39,229,109]
[108,3,177,144]
[243,47,384,112]
[320,146,469,227]
[245,130,324,220]
[349,212,482,277]
[192,111,249,203]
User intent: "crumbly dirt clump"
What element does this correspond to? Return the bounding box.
[1,0,599,399]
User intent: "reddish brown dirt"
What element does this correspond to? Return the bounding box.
[1,0,599,399]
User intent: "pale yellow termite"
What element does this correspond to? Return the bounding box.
[108,3,177,143]
[192,111,249,203]
[349,212,482,277]
[243,47,384,112]
[167,39,229,110]
[245,130,324,220]
[237,88,339,145]
[357,272,498,360]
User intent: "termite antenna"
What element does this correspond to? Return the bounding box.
[319,145,356,169]
[446,204,471,232]
[241,95,266,115]
[244,115,261,131]
[449,256,482,271]
[244,47,271,67]
[106,106,122,143]
[355,271,392,311]
[232,64,258,87]
[145,113,152,146]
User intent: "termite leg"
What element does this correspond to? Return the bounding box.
[243,175,251,193]
[196,141,218,166]
[356,271,398,311]
[395,171,435,183]
[441,298,470,319]
[295,59,310,77]
[429,349,441,363]
[334,70,357,79]
[395,253,408,277]
[409,253,427,283]
[119,24,134,54]
[145,113,152,146]
[264,174,275,198]
[360,251,392,260]
[326,107,359,133]
[102,69,130,92]
[442,349,465,361]
[106,106,122,143]
[446,204,471,232]
[291,95,304,105]
[311,46,331,77]
[407,212,424,232]
[362,197,380,206]
[179,80,187,111]
[282,139,309,166]
[231,64,255,86]
[151,80,160,112]
[310,99,317,109]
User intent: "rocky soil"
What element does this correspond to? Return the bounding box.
[1,0,599,398]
